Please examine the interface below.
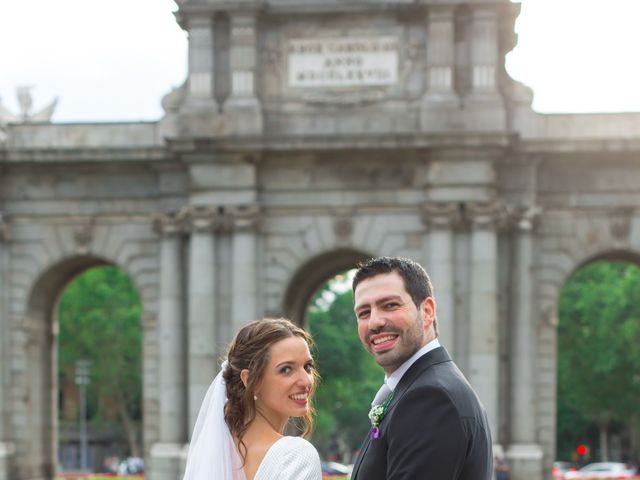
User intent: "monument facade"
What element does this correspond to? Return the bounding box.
[1,1,640,479]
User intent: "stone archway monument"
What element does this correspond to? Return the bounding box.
[2,1,640,480]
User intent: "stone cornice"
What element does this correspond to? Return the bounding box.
[166,132,514,154]
[1,147,170,164]
[176,1,419,18]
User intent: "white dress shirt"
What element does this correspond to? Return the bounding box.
[371,338,441,406]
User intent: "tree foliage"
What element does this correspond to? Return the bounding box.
[307,278,383,460]
[557,261,640,462]
[58,266,143,455]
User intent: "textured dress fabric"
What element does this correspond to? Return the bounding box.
[253,436,322,480]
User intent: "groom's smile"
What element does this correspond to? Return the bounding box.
[370,333,399,352]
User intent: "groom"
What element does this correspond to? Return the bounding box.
[350,256,493,480]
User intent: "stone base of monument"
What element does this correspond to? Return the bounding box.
[463,91,507,132]
[506,443,544,480]
[148,443,187,480]
[0,443,14,480]
[223,97,263,136]
[420,92,460,133]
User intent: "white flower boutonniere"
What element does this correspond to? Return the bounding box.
[367,391,393,440]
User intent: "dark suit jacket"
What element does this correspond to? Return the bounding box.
[351,347,493,480]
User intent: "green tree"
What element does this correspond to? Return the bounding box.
[557,261,640,462]
[58,266,143,456]
[307,278,383,460]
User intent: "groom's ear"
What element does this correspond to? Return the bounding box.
[421,296,436,328]
[240,369,250,388]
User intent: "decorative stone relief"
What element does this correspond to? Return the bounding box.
[73,220,94,254]
[333,210,354,244]
[609,208,633,241]
[0,213,10,242]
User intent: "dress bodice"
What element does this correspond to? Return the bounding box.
[252,436,322,480]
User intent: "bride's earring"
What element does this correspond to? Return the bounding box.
[253,394,258,401]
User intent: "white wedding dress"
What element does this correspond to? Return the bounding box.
[252,436,321,480]
[182,364,322,480]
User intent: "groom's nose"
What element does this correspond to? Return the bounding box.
[368,307,387,330]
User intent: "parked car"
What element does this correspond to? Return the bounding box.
[563,462,635,479]
[553,461,577,479]
[321,460,351,478]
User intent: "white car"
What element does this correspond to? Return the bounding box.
[563,462,635,479]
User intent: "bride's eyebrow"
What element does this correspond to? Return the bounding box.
[274,358,312,368]
[275,360,293,368]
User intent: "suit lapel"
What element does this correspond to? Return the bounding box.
[352,347,452,479]
[385,347,452,418]
[351,431,372,479]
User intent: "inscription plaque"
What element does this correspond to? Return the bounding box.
[288,37,399,88]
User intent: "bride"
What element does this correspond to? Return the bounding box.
[182,318,322,480]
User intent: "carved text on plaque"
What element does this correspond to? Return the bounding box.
[288,37,399,88]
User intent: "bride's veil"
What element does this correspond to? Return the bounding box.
[182,362,246,480]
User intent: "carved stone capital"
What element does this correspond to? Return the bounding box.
[181,206,219,234]
[421,202,462,230]
[511,205,542,234]
[153,212,186,237]
[466,202,505,230]
[227,205,260,233]
[179,205,261,234]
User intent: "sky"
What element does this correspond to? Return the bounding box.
[1,0,640,123]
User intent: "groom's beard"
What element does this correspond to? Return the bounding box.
[365,311,425,373]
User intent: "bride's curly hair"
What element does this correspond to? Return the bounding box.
[222,318,318,462]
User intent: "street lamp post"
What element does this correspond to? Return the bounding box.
[74,360,91,472]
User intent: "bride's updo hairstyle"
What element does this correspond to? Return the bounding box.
[222,318,318,460]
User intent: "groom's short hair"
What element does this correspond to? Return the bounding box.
[352,256,434,307]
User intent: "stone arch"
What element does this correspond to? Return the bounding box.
[13,247,155,480]
[282,248,372,326]
[17,255,109,479]
[534,246,640,470]
[541,247,640,323]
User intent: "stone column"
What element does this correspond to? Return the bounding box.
[149,214,187,480]
[224,11,263,134]
[230,207,259,337]
[467,203,500,443]
[467,4,505,131]
[422,203,459,357]
[0,219,12,480]
[183,16,218,111]
[424,6,456,101]
[421,5,457,131]
[469,5,499,95]
[186,208,218,433]
[506,207,543,480]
